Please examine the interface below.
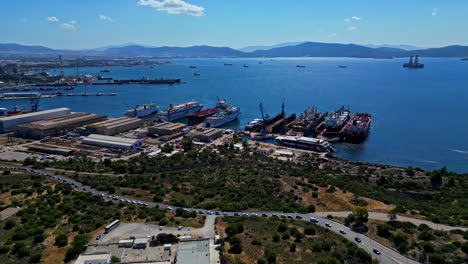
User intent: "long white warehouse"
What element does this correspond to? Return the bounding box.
[0,108,71,133]
[82,134,142,150]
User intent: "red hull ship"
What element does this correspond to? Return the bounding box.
[341,113,371,143]
[187,108,218,125]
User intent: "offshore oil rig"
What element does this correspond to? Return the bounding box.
[403,55,424,68]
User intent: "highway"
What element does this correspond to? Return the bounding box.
[3,166,465,264]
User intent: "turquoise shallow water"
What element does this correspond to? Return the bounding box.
[2,57,468,173]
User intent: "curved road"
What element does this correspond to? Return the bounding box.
[3,166,466,264]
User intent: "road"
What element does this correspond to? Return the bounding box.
[3,166,466,264]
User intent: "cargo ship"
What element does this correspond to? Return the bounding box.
[204,99,240,128]
[290,107,326,136]
[124,103,158,118]
[275,135,334,153]
[187,107,218,125]
[403,55,424,68]
[341,113,371,143]
[321,106,350,133]
[155,101,202,122]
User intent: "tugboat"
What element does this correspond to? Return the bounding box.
[243,64,249,68]
[224,63,233,66]
[194,73,200,76]
[296,65,306,68]
[341,113,371,143]
[204,99,240,128]
[403,55,424,68]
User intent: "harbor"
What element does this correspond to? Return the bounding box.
[1,57,467,172]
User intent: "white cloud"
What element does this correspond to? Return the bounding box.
[61,21,78,31]
[99,14,115,22]
[328,33,337,38]
[344,16,362,22]
[47,16,59,22]
[138,0,205,16]
[347,26,357,31]
[432,8,438,16]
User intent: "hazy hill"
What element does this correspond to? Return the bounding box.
[0,43,57,55]
[104,45,245,57]
[238,42,305,52]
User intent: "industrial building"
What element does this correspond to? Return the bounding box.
[82,134,143,150]
[133,238,149,249]
[148,122,187,136]
[0,107,70,133]
[118,239,134,248]
[186,128,223,143]
[28,144,74,156]
[75,253,111,264]
[14,112,107,139]
[176,239,210,264]
[85,117,143,136]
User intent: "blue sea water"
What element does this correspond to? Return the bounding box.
[2,57,468,173]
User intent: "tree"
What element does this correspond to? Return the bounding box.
[3,219,16,230]
[387,209,397,222]
[226,222,244,237]
[182,138,193,152]
[290,243,296,253]
[228,236,243,254]
[347,207,368,227]
[55,234,68,247]
[110,256,121,263]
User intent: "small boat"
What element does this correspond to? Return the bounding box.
[194,73,200,76]
[258,62,263,64]
[224,63,233,66]
[189,66,197,68]
[296,65,306,68]
[100,68,110,73]
[338,65,348,68]
[243,64,249,68]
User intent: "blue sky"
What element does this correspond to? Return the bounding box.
[2,0,468,49]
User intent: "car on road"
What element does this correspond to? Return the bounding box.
[261,213,268,217]
[280,214,287,218]
[272,214,278,217]
[215,211,221,215]
[223,212,229,216]
[339,229,347,234]
[355,237,361,243]
[309,217,318,223]
[373,249,381,255]
[287,215,294,219]
[295,215,303,219]
[167,207,173,211]
[198,210,205,214]
[96,235,101,240]
[325,223,332,227]
[178,226,183,230]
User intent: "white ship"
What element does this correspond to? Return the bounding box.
[204,99,240,128]
[155,101,202,122]
[275,135,334,153]
[124,103,158,118]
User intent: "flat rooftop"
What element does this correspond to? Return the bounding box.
[88,117,141,128]
[18,112,106,130]
[177,239,210,264]
[0,108,70,122]
[152,122,186,130]
[86,134,141,144]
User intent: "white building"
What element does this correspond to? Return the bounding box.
[82,134,143,150]
[75,253,111,264]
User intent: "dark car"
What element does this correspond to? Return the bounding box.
[373,249,381,255]
[262,213,268,217]
[96,235,101,240]
[295,215,303,219]
[325,223,332,227]
[355,237,361,243]
[234,212,240,216]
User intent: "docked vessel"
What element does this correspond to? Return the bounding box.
[124,103,158,118]
[290,107,325,136]
[275,135,334,153]
[245,118,264,131]
[187,107,218,125]
[113,77,181,85]
[322,106,350,132]
[204,99,240,128]
[341,113,371,143]
[403,55,424,68]
[156,102,203,122]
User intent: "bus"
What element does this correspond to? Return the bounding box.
[105,220,120,233]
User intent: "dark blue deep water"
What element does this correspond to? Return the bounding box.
[2,58,468,172]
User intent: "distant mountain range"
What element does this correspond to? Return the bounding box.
[364,44,426,51]
[1,42,468,58]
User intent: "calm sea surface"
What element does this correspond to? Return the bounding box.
[2,58,468,173]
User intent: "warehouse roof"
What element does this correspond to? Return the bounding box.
[177,239,210,264]
[86,134,140,144]
[17,113,106,130]
[0,108,70,122]
[152,122,186,130]
[88,117,141,128]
